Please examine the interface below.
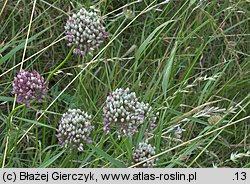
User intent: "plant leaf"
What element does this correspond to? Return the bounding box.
[135,20,175,61]
[0,26,52,65]
[0,96,14,102]
[162,41,178,98]
[88,144,126,168]
[39,149,65,168]
[15,117,56,130]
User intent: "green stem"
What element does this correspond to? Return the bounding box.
[7,105,26,166]
[4,103,26,167]
[7,97,39,133]
[60,148,71,167]
[46,45,76,83]
[7,104,26,132]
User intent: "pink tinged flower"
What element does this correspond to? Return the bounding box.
[12,70,47,106]
[87,139,93,143]
[37,99,43,103]
[103,117,108,124]
[103,126,110,132]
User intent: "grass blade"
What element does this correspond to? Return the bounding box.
[135,20,175,61]
[39,149,65,168]
[15,117,56,130]
[0,26,52,65]
[0,96,14,102]
[88,144,126,168]
[162,41,178,98]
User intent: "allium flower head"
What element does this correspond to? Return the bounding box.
[64,8,108,55]
[56,109,94,152]
[12,70,47,106]
[102,88,158,138]
[132,141,156,168]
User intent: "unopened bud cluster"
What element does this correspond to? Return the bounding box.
[64,8,108,55]
[12,70,47,106]
[132,142,156,168]
[102,88,158,138]
[57,109,94,152]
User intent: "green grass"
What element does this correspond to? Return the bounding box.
[0,0,249,168]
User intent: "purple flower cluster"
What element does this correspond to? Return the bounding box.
[12,70,47,106]
[64,8,108,55]
[102,88,158,138]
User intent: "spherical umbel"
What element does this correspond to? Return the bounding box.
[56,109,94,152]
[64,8,108,55]
[102,88,158,138]
[132,141,156,168]
[12,70,47,106]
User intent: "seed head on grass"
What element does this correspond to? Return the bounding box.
[102,88,158,138]
[208,115,222,125]
[132,141,156,168]
[12,70,47,106]
[64,8,108,55]
[56,109,94,152]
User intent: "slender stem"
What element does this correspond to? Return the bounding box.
[1,136,9,168]
[7,104,26,132]
[5,103,26,167]
[7,106,26,167]
[46,45,76,83]
[60,148,71,167]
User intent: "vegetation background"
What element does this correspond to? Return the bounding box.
[0,0,249,168]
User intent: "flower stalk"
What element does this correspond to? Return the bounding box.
[46,45,76,83]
